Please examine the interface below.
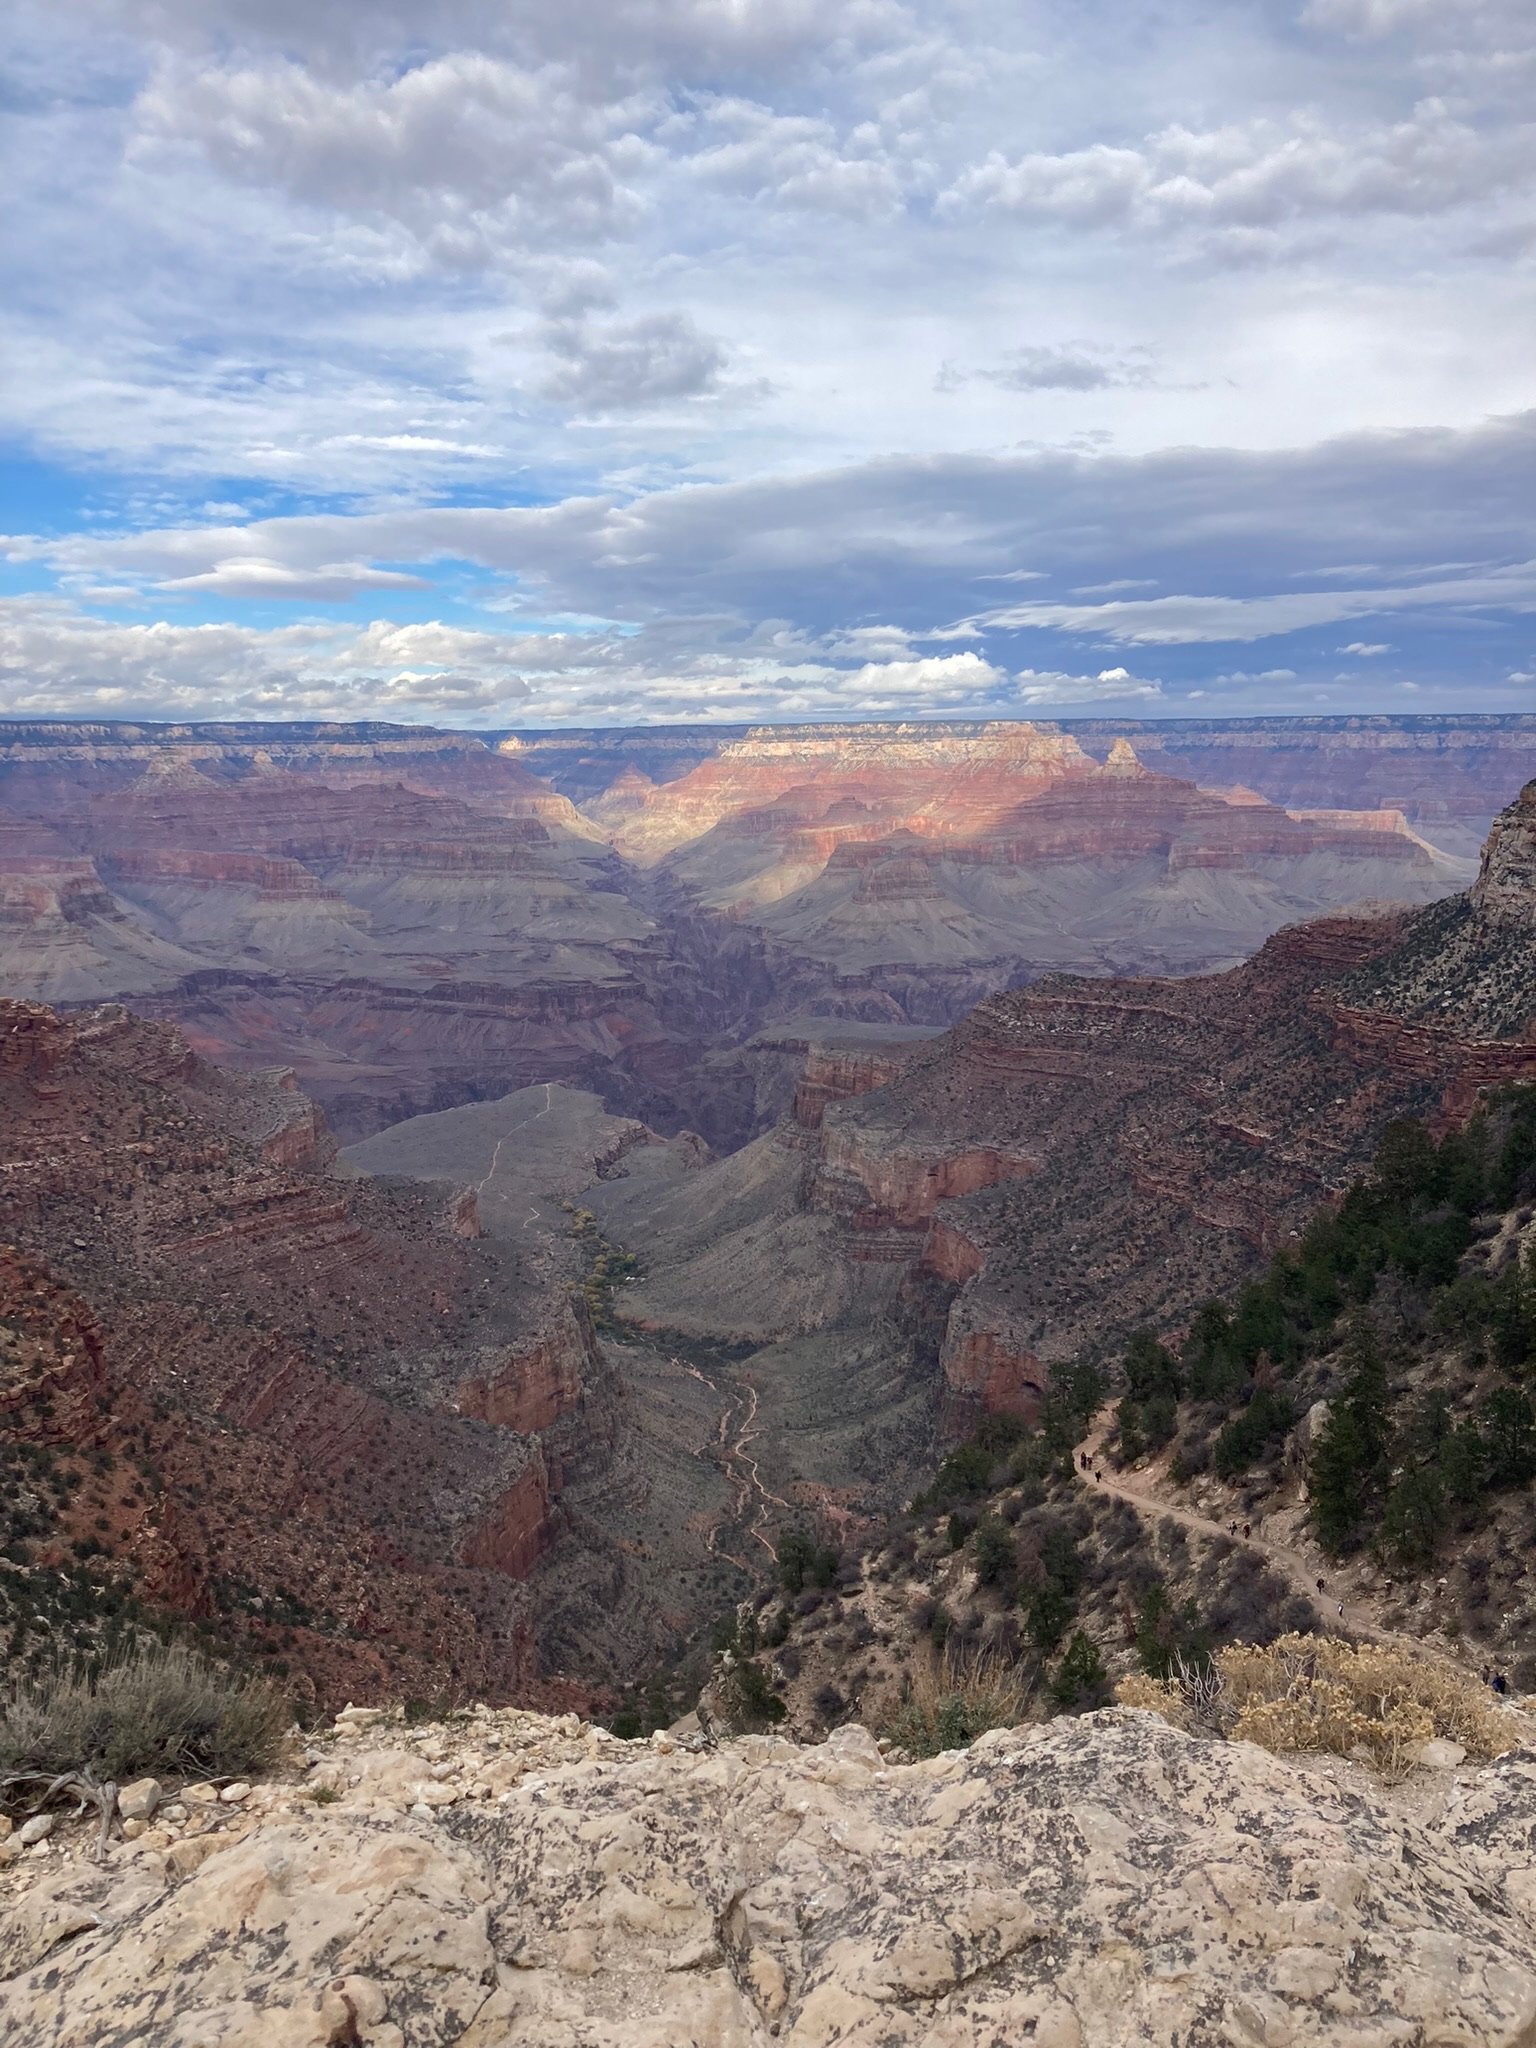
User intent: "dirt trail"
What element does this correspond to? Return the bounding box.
[470,1083,554,1196]
[669,1353,786,1569]
[1076,1405,1469,1670]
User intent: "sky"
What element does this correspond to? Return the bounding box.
[0,0,1533,729]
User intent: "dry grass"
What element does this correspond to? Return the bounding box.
[882,1643,1033,1757]
[1119,1633,1516,1776]
[0,1641,291,1795]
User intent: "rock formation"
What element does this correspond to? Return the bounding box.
[585,782,1536,1431]
[0,716,1498,1142]
[0,999,635,1706]
[6,1706,1536,2046]
[512,710,1536,859]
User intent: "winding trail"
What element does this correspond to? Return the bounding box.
[667,1353,788,1569]
[465,1082,555,1224]
[1076,1404,1461,1666]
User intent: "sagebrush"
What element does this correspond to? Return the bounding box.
[1118,1633,1514,1775]
[0,1640,290,1793]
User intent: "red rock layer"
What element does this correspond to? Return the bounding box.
[800,795,1534,1421]
[0,996,611,1709]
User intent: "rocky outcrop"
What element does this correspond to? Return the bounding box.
[0,996,621,1707]
[813,1119,1039,1231]
[458,1457,555,1579]
[8,1707,1536,2046]
[455,1298,601,1438]
[1472,776,1536,925]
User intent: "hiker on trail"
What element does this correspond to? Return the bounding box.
[1228,1521,1237,1536]
[1337,1602,1345,1618]
[1316,1577,1326,1595]
[1494,1672,1510,1697]
[1093,1469,1102,1483]
[1242,1522,1251,1539]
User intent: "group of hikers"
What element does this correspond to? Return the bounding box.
[1072,1451,1519,1694]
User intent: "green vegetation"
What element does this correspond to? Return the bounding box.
[1,1640,289,1794]
[1049,1629,1109,1713]
[883,1645,1032,1757]
[561,1205,642,1329]
[1104,1087,1536,1577]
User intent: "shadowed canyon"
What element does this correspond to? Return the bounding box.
[2,713,1536,1707]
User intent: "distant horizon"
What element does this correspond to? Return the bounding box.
[4,708,1536,740]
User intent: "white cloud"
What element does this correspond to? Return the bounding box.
[0,599,534,721]
[944,99,1536,250]
[537,311,734,411]
[131,53,649,269]
[972,344,1155,393]
[1013,664,1164,704]
[1340,640,1391,655]
[159,558,427,597]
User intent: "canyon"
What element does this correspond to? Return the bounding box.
[1,716,1534,1711]
[0,715,1502,1147]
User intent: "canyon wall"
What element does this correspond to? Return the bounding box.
[0,996,624,1708]
[740,781,1536,1425]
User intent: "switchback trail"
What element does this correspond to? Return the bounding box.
[668,1352,787,1571]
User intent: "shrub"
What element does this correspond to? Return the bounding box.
[971,1514,1014,1587]
[881,1644,1032,1758]
[0,1640,290,1792]
[717,1656,786,1730]
[1118,1633,1514,1776]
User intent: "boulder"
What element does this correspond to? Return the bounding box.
[116,1780,161,1824]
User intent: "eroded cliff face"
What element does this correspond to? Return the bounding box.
[752,785,1536,1424]
[455,1297,604,1441]
[0,997,623,1707]
[0,716,1501,1146]
[1472,776,1536,925]
[516,711,1536,857]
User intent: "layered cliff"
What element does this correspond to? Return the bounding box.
[589,724,1471,1022]
[514,711,1536,857]
[0,716,1499,1140]
[584,783,1536,1442]
[0,999,623,1707]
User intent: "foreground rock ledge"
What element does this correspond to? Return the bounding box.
[5,1709,1536,2047]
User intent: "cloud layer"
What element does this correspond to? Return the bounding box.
[0,0,1533,723]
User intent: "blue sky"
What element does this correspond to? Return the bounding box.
[0,0,1533,727]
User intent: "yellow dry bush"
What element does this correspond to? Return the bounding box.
[1115,1672,1189,1729]
[1118,1633,1515,1777]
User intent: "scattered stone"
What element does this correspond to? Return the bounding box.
[115,1779,160,1824]
[1416,1738,1469,1769]
[17,1816,54,1847]
[180,1783,219,1807]
[218,1782,251,1805]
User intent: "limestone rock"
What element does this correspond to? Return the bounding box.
[116,1778,162,1823]
[1415,1737,1468,1769]
[6,1712,1536,2046]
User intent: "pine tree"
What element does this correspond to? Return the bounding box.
[1307,1318,1390,1550]
[1050,1629,1108,1712]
